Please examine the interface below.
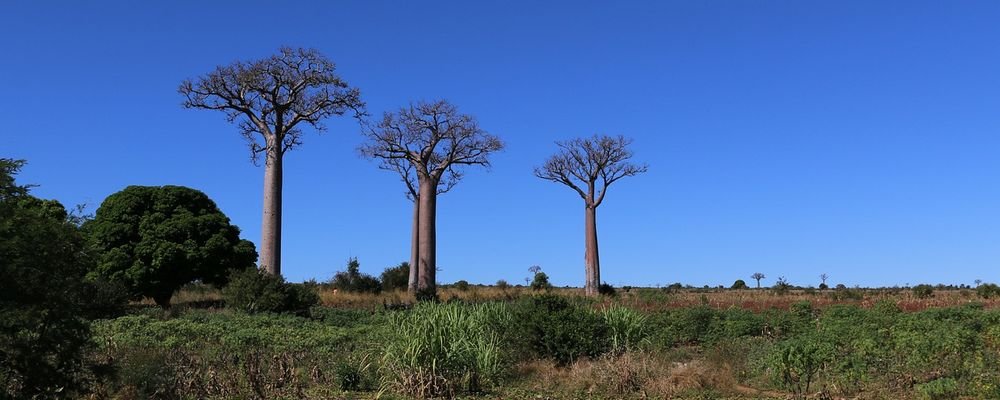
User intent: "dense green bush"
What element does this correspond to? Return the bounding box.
[731,279,749,289]
[380,262,409,291]
[976,283,1000,299]
[0,159,94,399]
[223,268,319,315]
[598,282,617,296]
[330,258,381,293]
[454,279,471,291]
[380,302,513,397]
[530,272,552,291]
[913,284,935,299]
[602,306,649,354]
[512,294,609,365]
[84,185,257,307]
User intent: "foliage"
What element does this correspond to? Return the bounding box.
[380,262,409,291]
[85,185,257,307]
[330,258,381,294]
[0,159,94,399]
[454,280,471,291]
[512,294,609,365]
[731,279,749,289]
[913,284,935,299]
[380,302,513,397]
[530,272,552,291]
[598,282,617,296]
[773,276,792,295]
[976,283,1000,299]
[916,377,959,400]
[495,279,510,290]
[769,332,833,396]
[602,306,649,354]
[223,268,319,315]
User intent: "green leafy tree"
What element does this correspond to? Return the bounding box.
[731,279,749,289]
[0,159,92,398]
[85,185,257,307]
[530,272,553,291]
[380,262,410,291]
[330,258,381,293]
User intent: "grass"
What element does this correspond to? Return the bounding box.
[90,284,1000,399]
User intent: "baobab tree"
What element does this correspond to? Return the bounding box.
[179,47,364,276]
[360,100,503,296]
[534,135,647,296]
[751,272,766,288]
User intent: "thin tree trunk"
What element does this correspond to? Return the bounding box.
[584,204,600,296]
[260,148,283,276]
[408,198,419,293]
[416,179,437,295]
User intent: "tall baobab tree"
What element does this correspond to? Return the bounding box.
[751,272,766,289]
[360,100,503,296]
[534,135,647,296]
[179,47,364,276]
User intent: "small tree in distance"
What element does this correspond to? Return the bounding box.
[731,279,749,290]
[534,135,647,296]
[751,272,766,289]
[360,100,503,297]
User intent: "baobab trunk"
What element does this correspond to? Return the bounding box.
[408,199,420,293]
[416,179,437,294]
[584,204,600,296]
[260,149,283,275]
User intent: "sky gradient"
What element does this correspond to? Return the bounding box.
[4,1,1000,288]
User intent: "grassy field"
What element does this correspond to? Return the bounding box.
[105,285,1000,399]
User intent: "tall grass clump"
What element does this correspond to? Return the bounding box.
[380,302,512,398]
[603,305,650,354]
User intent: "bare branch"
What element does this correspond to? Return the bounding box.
[359,99,503,198]
[535,134,647,207]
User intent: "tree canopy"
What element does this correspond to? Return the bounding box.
[85,185,257,307]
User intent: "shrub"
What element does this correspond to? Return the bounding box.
[380,262,410,291]
[599,282,617,296]
[454,280,471,292]
[330,258,381,294]
[84,185,257,308]
[769,332,834,396]
[512,294,609,365]
[530,272,552,291]
[976,283,1000,299]
[380,302,512,397]
[603,306,649,354]
[731,279,749,290]
[0,159,94,399]
[223,268,318,315]
[915,377,959,400]
[913,284,935,299]
[495,279,510,291]
[773,277,792,295]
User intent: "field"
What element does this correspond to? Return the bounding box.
[92,285,1000,400]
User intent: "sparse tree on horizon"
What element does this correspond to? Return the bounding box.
[751,272,766,288]
[534,135,647,296]
[360,100,503,297]
[820,273,829,286]
[179,47,364,276]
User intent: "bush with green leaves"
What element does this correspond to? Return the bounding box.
[330,258,381,293]
[512,294,609,365]
[769,332,834,396]
[913,284,935,299]
[530,272,552,291]
[0,159,94,399]
[85,185,257,307]
[380,262,409,291]
[731,279,749,289]
[976,283,1000,299]
[223,268,318,315]
[602,306,649,354]
[454,279,471,291]
[598,282,617,296]
[380,302,513,397]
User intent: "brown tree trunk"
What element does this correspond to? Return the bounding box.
[408,198,419,293]
[584,204,600,296]
[416,178,437,295]
[260,148,283,276]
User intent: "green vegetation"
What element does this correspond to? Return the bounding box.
[84,185,257,307]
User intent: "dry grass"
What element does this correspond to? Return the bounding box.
[512,351,746,399]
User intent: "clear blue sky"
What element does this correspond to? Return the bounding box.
[4,1,999,288]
